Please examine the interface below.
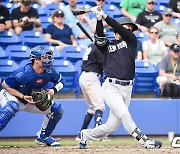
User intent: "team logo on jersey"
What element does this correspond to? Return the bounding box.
[36,79,43,84]
[108,41,127,53]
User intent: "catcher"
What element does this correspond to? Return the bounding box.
[0,46,64,146]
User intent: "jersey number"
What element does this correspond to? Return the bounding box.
[82,47,92,61]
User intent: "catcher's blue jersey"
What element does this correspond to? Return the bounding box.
[4,63,61,99]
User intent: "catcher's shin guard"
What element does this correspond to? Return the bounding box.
[0,101,19,131]
[40,102,64,137]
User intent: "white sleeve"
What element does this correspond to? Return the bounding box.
[142,41,148,51]
[159,40,167,51]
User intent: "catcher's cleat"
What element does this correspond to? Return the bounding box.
[75,132,81,141]
[35,136,60,146]
[51,137,61,142]
[79,130,88,149]
[142,139,162,149]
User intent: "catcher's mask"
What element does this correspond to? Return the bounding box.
[116,17,138,32]
[30,46,54,72]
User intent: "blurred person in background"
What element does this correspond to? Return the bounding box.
[62,0,86,43]
[0,0,12,32]
[156,43,180,98]
[45,9,78,50]
[11,0,42,35]
[62,0,96,48]
[154,8,180,47]
[62,0,78,29]
[168,0,180,18]
[120,0,146,22]
[136,0,162,34]
[73,6,96,48]
[142,26,168,66]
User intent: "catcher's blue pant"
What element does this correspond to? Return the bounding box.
[0,89,64,137]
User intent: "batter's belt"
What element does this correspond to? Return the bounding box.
[107,77,133,86]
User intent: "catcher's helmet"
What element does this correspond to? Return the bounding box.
[30,46,54,72]
[117,17,138,32]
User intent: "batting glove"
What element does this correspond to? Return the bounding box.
[91,6,104,18]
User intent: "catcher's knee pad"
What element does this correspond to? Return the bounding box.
[0,101,19,131]
[51,101,64,117]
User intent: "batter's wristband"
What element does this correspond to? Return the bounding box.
[52,87,58,94]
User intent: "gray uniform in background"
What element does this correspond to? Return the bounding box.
[76,43,105,141]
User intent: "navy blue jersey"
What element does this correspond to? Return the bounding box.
[4,63,61,104]
[81,43,105,75]
[0,5,11,24]
[168,0,180,13]
[96,16,137,80]
[11,6,39,30]
[136,10,162,28]
[45,24,73,45]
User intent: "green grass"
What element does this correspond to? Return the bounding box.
[0,138,171,147]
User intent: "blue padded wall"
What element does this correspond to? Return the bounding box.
[0,99,179,137]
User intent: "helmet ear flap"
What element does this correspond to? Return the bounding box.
[30,46,42,61]
[30,53,36,61]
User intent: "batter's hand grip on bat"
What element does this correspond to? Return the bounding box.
[72,9,92,16]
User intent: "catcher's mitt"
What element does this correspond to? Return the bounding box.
[31,89,52,111]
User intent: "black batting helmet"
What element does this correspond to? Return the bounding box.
[117,17,138,32]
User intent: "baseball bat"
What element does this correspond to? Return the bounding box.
[72,9,92,16]
[76,22,93,42]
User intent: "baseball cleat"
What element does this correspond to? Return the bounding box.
[75,132,81,141]
[142,139,162,149]
[35,135,60,146]
[51,137,61,142]
[79,130,88,149]
[100,136,110,142]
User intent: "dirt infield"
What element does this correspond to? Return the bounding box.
[0,136,179,154]
[0,144,180,154]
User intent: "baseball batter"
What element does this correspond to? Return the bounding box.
[76,43,105,141]
[79,6,162,149]
[0,46,64,146]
